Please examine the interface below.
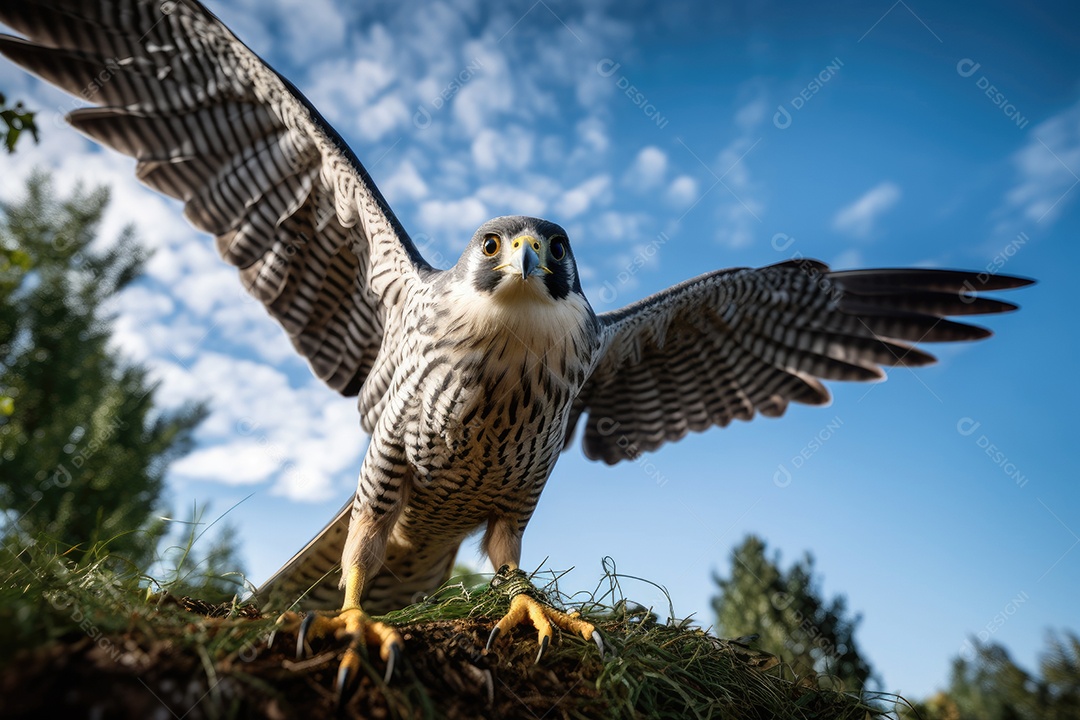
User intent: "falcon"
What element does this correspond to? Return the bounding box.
[0,0,1032,696]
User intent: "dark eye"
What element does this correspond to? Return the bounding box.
[482,234,500,257]
[550,236,567,261]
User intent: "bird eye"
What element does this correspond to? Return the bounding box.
[550,236,567,261]
[482,234,500,257]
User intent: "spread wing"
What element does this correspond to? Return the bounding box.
[0,0,434,426]
[566,261,1033,464]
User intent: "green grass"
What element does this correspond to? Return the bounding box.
[0,541,906,719]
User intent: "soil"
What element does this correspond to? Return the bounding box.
[0,599,608,719]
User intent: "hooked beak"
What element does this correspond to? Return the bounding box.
[508,240,542,279]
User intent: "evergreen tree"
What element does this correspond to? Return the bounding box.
[902,631,1080,720]
[1038,631,1080,719]
[712,535,878,691]
[0,172,207,570]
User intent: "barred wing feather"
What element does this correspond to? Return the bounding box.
[0,0,434,427]
[566,261,1032,465]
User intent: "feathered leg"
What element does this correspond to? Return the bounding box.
[276,429,410,703]
[482,517,604,661]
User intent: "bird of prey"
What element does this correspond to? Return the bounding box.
[0,0,1032,695]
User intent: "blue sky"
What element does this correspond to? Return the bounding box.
[2,0,1078,700]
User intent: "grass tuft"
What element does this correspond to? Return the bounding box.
[0,545,902,719]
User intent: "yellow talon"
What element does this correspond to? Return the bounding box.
[276,601,403,702]
[486,593,600,662]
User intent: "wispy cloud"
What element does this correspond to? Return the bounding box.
[556,174,612,219]
[0,0,669,510]
[1003,98,1080,226]
[712,135,765,249]
[832,181,902,239]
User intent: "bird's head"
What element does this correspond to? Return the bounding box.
[460,216,583,303]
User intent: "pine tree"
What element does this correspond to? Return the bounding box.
[902,631,1080,720]
[1038,631,1080,720]
[0,172,206,570]
[712,535,878,691]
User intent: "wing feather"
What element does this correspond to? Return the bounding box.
[568,263,1032,464]
[0,0,434,425]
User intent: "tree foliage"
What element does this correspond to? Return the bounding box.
[0,172,216,575]
[0,91,38,153]
[712,535,878,692]
[901,630,1080,720]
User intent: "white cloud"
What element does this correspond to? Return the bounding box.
[418,196,490,239]
[452,42,513,136]
[556,175,612,219]
[358,94,411,142]
[624,146,668,191]
[274,401,366,500]
[111,313,205,367]
[476,184,547,218]
[144,233,223,287]
[734,95,768,131]
[1004,98,1080,226]
[832,181,902,239]
[582,210,650,245]
[161,352,363,502]
[172,442,286,486]
[278,0,349,64]
[471,126,535,172]
[303,49,413,143]
[573,116,610,157]
[306,56,396,122]
[381,159,430,204]
[712,137,765,248]
[666,175,699,207]
[212,302,302,366]
[0,0,646,514]
[173,263,247,317]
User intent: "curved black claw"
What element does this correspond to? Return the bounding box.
[591,630,606,658]
[485,625,501,652]
[297,611,319,658]
[384,641,401,684]
[533,634,550,665]
[335,662,359,709]
[333,631,402,707]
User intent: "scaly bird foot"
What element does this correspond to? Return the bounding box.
[275,607,403,702]
[484,566,605,663]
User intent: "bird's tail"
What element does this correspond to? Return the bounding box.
[253,501,461,615]
[253,500,353,611]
